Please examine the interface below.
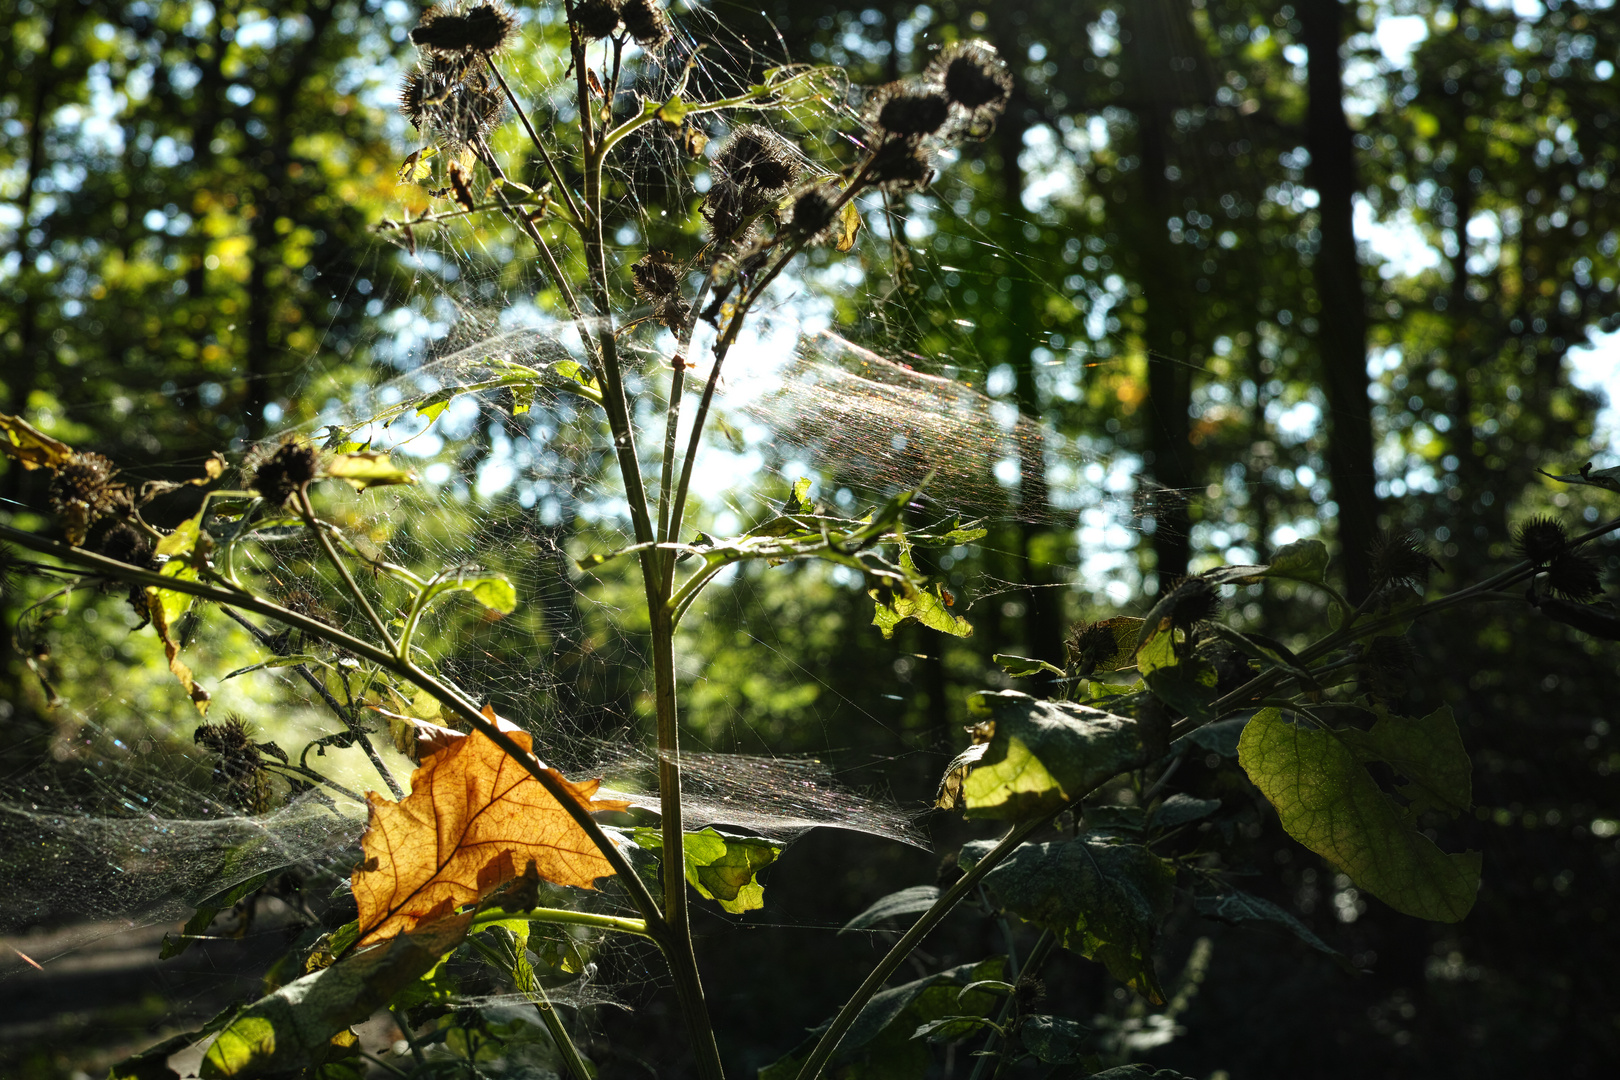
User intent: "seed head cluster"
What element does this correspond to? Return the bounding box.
[1370,531,1437,591]
[401,52,505,148]
[783,184,840,243]
[247,436,321,506]
[704,125,799,241]
[48,452,132,536]
[1514,516,1568,564]
[573,0,623,40]
[933,40,1014,115]
[195,715,278,814]
[410,4,518,55]
[632,250,691,331]
[621,0,672,48]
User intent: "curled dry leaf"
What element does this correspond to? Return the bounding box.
[353,706,630,946]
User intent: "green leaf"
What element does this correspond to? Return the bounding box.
[201,914,470,1077]
[1172,716,1248,759]
[911,1015,998,1041]
[1020,1014,1091,1064]
[222,655,323,681]
[1069,616,1144,676]
[759,958,1006,1080]
[839,885,940,934]
[160,871,276,959]
[632,828,783,914]
[1540,462,1620,494]
[323,451,415,490]
[1238,708,1480,922]
[963,836,1176,1003]
[1089,1068,1200,1080]
[549,359,602,403]
[785,476,814,512]
[1136,624,1218,722]
[1336,705,1471,821]
[420,570,519,617]
[108,1004,244,1080]
[958,691,1147,821]
[869,567,971,639]
[1264,538,1329,583]
[993,653,1066,678]
[1149,793,1221,829]
[655,93,689,123]
[415,398,450,423]
[1192,887,1343,960]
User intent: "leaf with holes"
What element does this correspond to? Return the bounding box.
[351,709,629,947]
[1238,708,1479,922]
[633,828,783,914]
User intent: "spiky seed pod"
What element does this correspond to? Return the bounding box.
[783,184,839,242]
[94,521,156,569]
[194,715,271,813]
[1013,975,1047,1013]
[932,40,1013,113]
[410,3,518,55]
[401,54,503,147]
[1515,515,1569,564]
[632,250,690,331]
[48,452,127,520]
[1163,575,1220,628]
[876,91,951,137]
[620,0,671,48]
[1370,531,1437,590]
[715,125,799,192]
[1547,550,1603,601]
[247,436,321,506]
[1066,619,1122,677]
[701,180,773,242]
[866,136,933,188]
[573,0,623,40]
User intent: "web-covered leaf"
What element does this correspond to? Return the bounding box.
[1238,708,1480,922]
[947,691,1147,820]
[962,837,1176,1003]
[632,827,783,913]
[201,913,471,1077]
[352,712,629,947]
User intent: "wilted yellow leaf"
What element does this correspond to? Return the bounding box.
[0,412,75,470]
[352,709,630,946]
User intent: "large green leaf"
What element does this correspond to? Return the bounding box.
[1192,887,1342,960]
[201,914,470,1077]
[1238,708,1480,922]
[839,885,940,934]
[962,836,1176,1002]
[758,958,1006,1080]
[1263,538,1329,583]
[1336,705,1471,821]
[957,691,1147,820]
[1135,626,1218,722]
[1020,1014,1091,1064]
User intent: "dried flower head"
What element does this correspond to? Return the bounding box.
[195,715,273,813]
[1013,975,1047,1013]
[1065,619,1123,676]
[1370,531,1437,590]
[410,3,518,55]
[48,451,132,544]
[632,250,691,331]
[247,435,321,505]
[866,136,933,188]
[715,125,799,192]
[1547,550,1603,601]
[573,0,623,40]
[1162,575,1220,627]
[932,40,1013,114]
[1514,515,1568,564]
[620,0,671,48]
[875,90,951,137]
[783,184,840,242]
[401,53,504,147]
[94,521,156,569]
[701,180,773,242]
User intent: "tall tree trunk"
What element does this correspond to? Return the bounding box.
[1301,0,1379,600]
[1126,0,1196,592]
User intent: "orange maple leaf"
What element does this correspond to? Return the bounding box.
[352,708,630,946]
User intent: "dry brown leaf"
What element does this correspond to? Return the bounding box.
[353,707,630,946]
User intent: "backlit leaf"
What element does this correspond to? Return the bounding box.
[963,835,1176,1002]
[632,828,784,914]
[1263,538,1329,583]
[1238,708,1480,922]
[324,451,416,490]
[836,198,862,252]
[0,411,74,470]
[352,712,630,947]
[1336,705,1471,821]
[201,914,471,1077]
[957,691,1147,820]
[993,653,1066,679]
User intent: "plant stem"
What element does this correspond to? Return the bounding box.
[296,487,398,654]
[484,56,582,224]
[531,983,593,1080]
[390,1006,429,1073]
[973,930,1056,1080]
[793,813,1054,1080]
[468,906,652,939]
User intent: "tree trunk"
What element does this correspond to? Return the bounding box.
[1302,0,1379,600]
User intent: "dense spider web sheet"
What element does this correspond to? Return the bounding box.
[0,1,1141,1012]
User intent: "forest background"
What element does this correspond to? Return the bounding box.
[1,0,1618,1077]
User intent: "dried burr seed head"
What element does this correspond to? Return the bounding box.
[1163,575,1220,627]
[1370,530,1438,590]
[784,184,840,241]
[573,0,623,40]
[934,40,1013,113]
[410,3,519,55]
[94,521,156,569]
[621,0,671,48]
[715,125,799,192]
[876,91,951,137]
[48,452,130,526]
[632,250,691,331]
[401,54,503,147]
[1548,550,1603,601]
[247,435,321,505]
[1514,515,1569,564]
